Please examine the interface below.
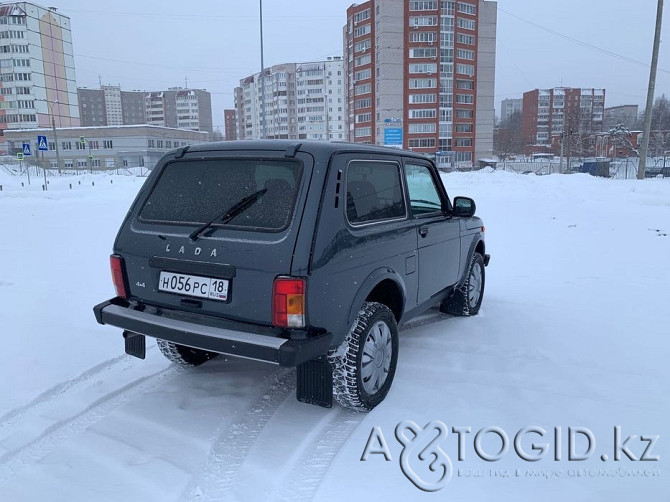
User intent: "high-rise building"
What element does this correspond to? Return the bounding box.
[500,98,522,123]
[343,0,497,168]
[224,109,236,140]
[233,58,346,140]
[145,88,212,133]
[78,86,212,134]
[0,2,79,132]
[521,88,605,146]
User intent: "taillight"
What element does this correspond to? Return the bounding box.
[272,277,305,328]
[110,254,129,299]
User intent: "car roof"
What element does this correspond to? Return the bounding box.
[181,139,434,162]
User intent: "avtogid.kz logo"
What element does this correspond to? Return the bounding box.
[361,422,660,492]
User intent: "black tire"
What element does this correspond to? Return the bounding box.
[441,252,485,316]
[156,339,218,367]
[328,302,399,412]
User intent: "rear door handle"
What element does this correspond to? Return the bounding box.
[419,226,429,238]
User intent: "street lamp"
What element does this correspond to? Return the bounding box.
[38,99,61,174]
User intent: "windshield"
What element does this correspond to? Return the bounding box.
[139,159,303,231]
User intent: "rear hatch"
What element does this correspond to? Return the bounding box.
[114,148,313,326]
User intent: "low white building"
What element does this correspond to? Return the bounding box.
[3,124,209,171]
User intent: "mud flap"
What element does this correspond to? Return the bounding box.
[296,356,333,408]
[123,331,146,359]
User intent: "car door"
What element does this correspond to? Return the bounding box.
[403,161,461,306]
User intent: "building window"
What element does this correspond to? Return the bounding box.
[103,140,113,149]
[455,124,473,133]
[354,83,372,95]
[410,1,438,10]
[410,48,438,58]
[455,138,472,147]
[409,123,437,133]
[353,24,371,37]
[455,63,474,76]
[62,141,72,150]
[457,33,475,45]
[409,93,437,104]
[409,108,437,119]
[456,108,473,118]
[354,68,371,81]
[456,18,475,30]
[408,138,436,148]
[410,16,438,26]
[456,79,474,90]
[456,94,474,104]
[409,78,437,89]
[354,127,372,138]
[410,31,437,43]
[457,2,476,15]
[456,49,475,61]
[409,63,438,74]
[355,98,372,109]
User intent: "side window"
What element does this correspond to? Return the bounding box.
[346,161,406,225]
[404,163,444,216]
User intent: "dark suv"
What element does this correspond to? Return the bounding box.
[94,140,489,411]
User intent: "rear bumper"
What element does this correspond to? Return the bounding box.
[93,297,333,367]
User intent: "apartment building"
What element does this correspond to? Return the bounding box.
[521,87,606,146]
[500,97,522,123]
[233,58,346,140]
[0,2,79,132]
[344,0,497,167]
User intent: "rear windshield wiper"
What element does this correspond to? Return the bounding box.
[189,188,267,242]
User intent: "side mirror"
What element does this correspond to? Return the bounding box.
[452,196,476,217]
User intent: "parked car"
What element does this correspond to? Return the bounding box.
[93,140,489,411]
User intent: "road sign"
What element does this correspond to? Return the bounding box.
[16,152,24,161]
[37,135,48,151]
[22,143,31,156]
[384,128,403,147]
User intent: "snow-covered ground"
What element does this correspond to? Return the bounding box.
[0,169,668,501]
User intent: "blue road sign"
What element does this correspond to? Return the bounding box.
[22,143,31,156]
[384,128,403,146]
[37,135,48,151]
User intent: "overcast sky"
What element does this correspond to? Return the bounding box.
[53,0,670,130]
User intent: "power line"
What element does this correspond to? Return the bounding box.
[498,7,670,74]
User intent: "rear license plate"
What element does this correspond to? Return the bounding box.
[158,271,229,301]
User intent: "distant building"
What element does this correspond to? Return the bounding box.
[521,88,605,147]
[343,0,497,168]
[500,98,522,123]
[234,58,346,140]
[145,88,212,133]
[224,109,236,140]
[78,86,213,134]
[603,105,638,130]
[0,2,80,132]
[4,124,208,170]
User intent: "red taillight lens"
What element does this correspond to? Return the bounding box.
[110,254,128,299]
[272,277,305,328]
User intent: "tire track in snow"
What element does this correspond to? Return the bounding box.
[0,353,132,439]
[0,364,183,484]
[272,408,365,502]
[180,368,294,501]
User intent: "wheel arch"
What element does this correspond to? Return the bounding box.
[347,268,406,328]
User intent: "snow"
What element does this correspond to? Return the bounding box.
[0,169,668,501]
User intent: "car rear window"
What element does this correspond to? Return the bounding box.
[139,159,302,231]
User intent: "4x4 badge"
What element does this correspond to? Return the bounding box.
[165,244,217,257]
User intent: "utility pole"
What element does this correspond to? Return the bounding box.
[638,0,664,179]
[559,133,564,174]
[259,0,266,140]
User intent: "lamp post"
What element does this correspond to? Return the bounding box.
[41,99,62,174]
